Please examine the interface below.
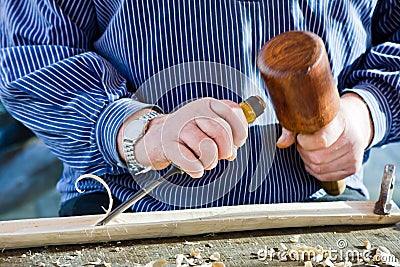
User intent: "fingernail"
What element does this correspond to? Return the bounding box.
[227,146,238,161]
[277,132,287,144]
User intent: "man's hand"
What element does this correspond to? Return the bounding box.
[118,98,248,178]
[276,93,373,182]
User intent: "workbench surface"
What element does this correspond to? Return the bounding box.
[1,224,399,266]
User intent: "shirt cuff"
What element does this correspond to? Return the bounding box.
[96,98,160,171]
[342,84,390,148]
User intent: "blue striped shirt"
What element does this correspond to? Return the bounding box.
[1,0,399,211]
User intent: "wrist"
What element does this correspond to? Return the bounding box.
[96,98,157,171]
[133,114,169,170]
[341,92,374,147]
[117,109,162,173]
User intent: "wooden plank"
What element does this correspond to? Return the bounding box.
[1,201,399,250]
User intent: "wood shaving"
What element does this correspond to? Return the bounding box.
[209,252,220,261]
[75,174,113,222]
[290,235,300,243]
[363,240,371,250]
[279,243,288,250]
[190,248,201,258]
[314,253,323,263]
[175,249,225,267]
[143,259,167,267]
[53,259,72,267]
[87,258,102,265]
[176,254,185,266]
[110,247,121,252]
[184,241,200,246]
[324,257,334,267]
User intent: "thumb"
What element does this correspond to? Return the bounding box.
[276,127,296,149]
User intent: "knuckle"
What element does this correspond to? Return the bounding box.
[198,138,218,156]
[305,165,316,178]
[309,153,322,165]
[314,165,322,175]
[307,163,323,175]
[347,165,357,175]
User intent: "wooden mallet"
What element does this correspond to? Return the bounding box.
[257,31,346,196]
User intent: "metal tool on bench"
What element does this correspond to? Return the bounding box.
[256,31,346,196]
[95,95,267,226]
[374,164,396,215]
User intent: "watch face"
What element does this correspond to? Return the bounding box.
[124,119,147,140]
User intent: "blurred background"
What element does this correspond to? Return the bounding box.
[0,101,399,220]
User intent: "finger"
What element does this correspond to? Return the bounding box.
[198,138,219,169]
[276,127,296,149]
[297,115,345,150]
[178,122,219,170]
[209,99,248,147]
[220,99,249,128]
[305,164,356,182]
[194,116,234,160]
[303,153,359,181]
[297,138,349,165]
[226,145,238,161]
[163,142,205,178]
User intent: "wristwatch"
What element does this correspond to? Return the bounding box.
[122,111,162,175]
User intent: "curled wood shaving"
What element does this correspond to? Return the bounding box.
[75,174,113,220]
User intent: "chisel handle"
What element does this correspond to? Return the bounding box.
[257,31,346,196]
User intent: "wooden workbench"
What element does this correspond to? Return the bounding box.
[1,224,399,266]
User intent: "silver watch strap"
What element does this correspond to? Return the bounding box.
[123,111,161,175]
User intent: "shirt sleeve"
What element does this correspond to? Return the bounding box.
[0,0,153,176]
[341,0,400,148]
